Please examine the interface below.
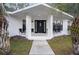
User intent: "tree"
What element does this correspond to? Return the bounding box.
[0,3,10,54]
[71,17,79,54]
[54,3,79,17]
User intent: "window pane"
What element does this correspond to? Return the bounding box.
[53,21,63,32]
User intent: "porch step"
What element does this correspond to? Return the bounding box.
[29,36,52,40]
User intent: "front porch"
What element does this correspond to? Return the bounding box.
[25,15,53,40]
[18,14,69,40]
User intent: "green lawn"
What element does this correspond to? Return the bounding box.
[10,38,32,55]
[48,35,73,55]
[0,38,32,55]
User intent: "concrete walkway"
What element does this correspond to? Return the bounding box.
[29,40,55,55]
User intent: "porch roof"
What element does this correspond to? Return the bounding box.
[6,3,74,19]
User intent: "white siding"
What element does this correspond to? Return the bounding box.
[5,15,22,36]
[62,20,68,35]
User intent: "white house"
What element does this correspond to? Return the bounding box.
[4,3,74,40]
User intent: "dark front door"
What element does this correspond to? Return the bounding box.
[35,20,46,33]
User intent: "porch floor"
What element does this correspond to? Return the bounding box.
[29,40,55,55]
[28,32,66,40]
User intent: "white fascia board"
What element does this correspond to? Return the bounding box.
[42,4,74,18]
[6,3,42,14]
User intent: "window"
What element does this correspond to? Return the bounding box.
[23,20,26,32]
[19,19,26,33]
[53,21,63,32]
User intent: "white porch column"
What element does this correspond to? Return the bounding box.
[63,20,68,35]
[26,15,31,38]
[48,15,53,38]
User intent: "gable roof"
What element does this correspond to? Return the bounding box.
[6,3,74,18]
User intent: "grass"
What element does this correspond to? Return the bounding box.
[0,38,32,55]
[10,38,32,55]
[48,35,73,55]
